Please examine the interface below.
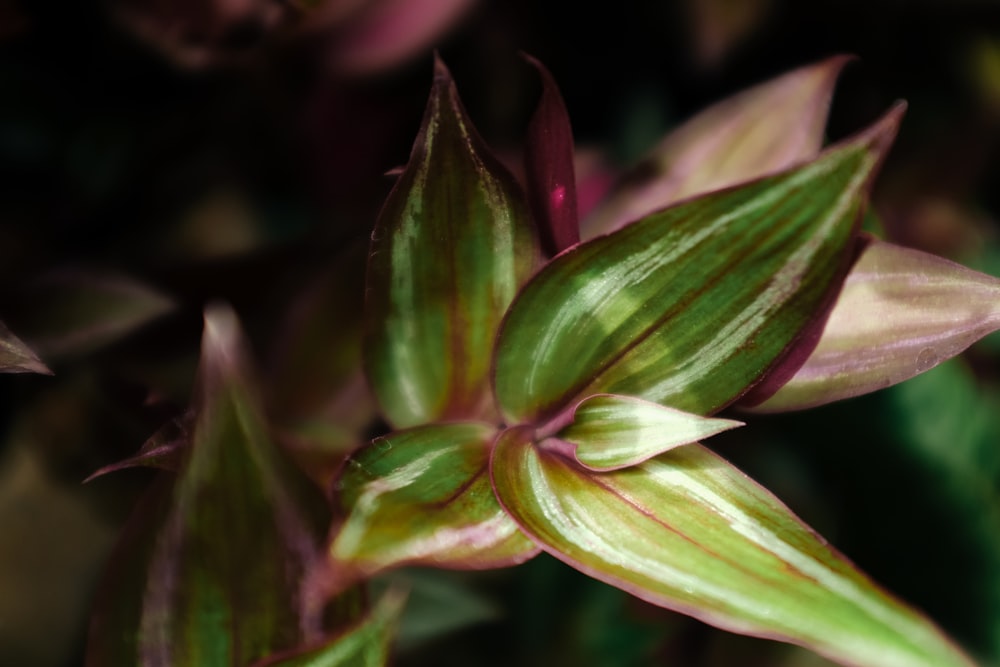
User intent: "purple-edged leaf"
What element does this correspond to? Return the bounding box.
[546,394,741,471]
[135,305,332,664]
[582,56,851,238]
[524,54,580,255]
[252,589,406,667]
[746,238,1000,412]
[10,269,175,360]
[494,107,902,425]
[365,57,542,428]
[83,412,191,482]
[0,320,51,374]
[327,422,539,592]
[491,430,975,667]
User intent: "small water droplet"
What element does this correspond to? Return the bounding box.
[916,347,939,372]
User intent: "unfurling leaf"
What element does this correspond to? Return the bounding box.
[545,394,741,471]
[524,54,580,255]
[747,238,1000,412]
[327,423,539,592]
[252,589,406,667]
[495,106,902,425]
[130,305,333,664]
[365,56,541,429]
[582,56,851,238]
[490,430,975,667]
[0,320,51,374]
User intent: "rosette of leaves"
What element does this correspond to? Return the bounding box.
[324,54,1000,667]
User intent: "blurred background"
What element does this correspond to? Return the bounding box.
[3,0,1000,665]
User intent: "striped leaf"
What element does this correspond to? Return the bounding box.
[0,320,50,374]
[490,429,975,667]
[494,106,902,425]
[252,590,405,667]
[582,56,850,238]
[365,57,541,429]
[547,394,741,471]
[135,305,332,665]
[327,423,539,591]
[747,237,1000,412]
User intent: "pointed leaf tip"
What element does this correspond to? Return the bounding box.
[0,320,51,374]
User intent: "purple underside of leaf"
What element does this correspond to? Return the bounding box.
[581,55,852,239]
[325,422,539,593]
[490,429,976,667]
[494,104,903,426]
[523,53,580,255]
[83,412,193,482]
[0,320,51,374]
[744,236,1000,412]
[364,55,541,429]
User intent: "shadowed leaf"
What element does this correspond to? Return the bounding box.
[83,412,192,482]
[490,429,975,667]
[747,238,1000,412]
[365,57,541,428]
[547,394,741,471]
[495,107,902,425]
[524,54,580,255]
[0,320,50,374]
[582,56,851,238]
[327,422,539,593]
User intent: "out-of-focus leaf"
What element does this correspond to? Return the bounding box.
[134,305,332,664]
[324,0,476,76]
[747,238,1000,412]
[548,394,741,471]
[494,107,902,425]
[327,423,539,592]
[365,57,541,428]
[10,270,175,360]
[524,54,580,255]
[83,412,191,482]
[490,429,975,667]
[0,320,50,374]
[582,56,850,238]
[251,589,406,667]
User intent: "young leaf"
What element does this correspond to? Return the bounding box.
[490,429,975,667]
[524,54,580,255]
[365,57,541,428]
[0,320,51,374]
[494,106,902,425]
[83,412,191,482]
[582,56,851,238]
[746,238,1000,412]
[136,305,332,664]
[547,394,742,471]
[327,422,539,592]
[251,589,406,667]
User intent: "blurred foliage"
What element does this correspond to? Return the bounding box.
[2,1,1000,665]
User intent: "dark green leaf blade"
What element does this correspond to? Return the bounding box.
[365,57,542,428]
[494,106,903,425]
[326,422,539,592]
[490,429,975,667]
[136,305,332,665]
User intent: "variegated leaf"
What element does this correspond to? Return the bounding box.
[494,106,902,425]
[582,56,851,238]
[327,422,539,592]
[490,429,975,667]
[365,57,541,428]
[747,237,1000,412]
[545,393,741,470]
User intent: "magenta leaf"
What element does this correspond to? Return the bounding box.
[83,412,192,482]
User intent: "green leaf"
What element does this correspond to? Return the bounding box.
[251,589,406,667]
[327,422,539,591]
[748,238,1000,412]
[490,429,975,667]
[494,107,903,425]
[0,320,51,374]
[134,305,333,665]
[582,56,851,238]
[546,394,741,471]
[364,57,542,428]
